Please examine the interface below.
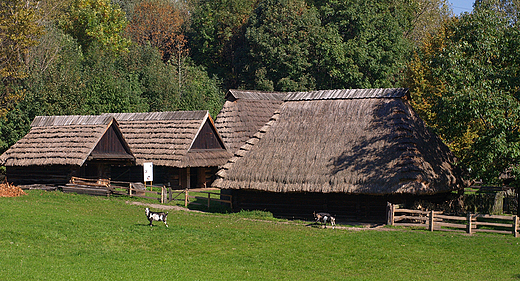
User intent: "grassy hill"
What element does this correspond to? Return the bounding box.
[1,190,519,280]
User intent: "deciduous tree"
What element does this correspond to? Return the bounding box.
[242,0,322,91]
[60,0,130,55]
[188,0,258,89]
[126,0,188,63]
[0,0,43,117]
[406,2,520,186]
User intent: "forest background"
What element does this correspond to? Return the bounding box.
[0,0,519,187]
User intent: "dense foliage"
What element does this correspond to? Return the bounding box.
[2,0,520,187]
[406,0,520,185]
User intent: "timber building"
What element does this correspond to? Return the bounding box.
[0,111,232,189]
[213,88,466,222]
[215,89,287,154]
[104,111,232,188]
[0,115,134,185]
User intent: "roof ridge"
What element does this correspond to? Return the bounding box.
[104,111,208,121]
[284,88,408,101]
[31,115,114,127]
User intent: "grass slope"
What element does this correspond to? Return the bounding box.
[1,191,519,280]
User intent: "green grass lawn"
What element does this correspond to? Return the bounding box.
[1,191,520,280]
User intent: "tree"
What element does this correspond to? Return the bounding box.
[316,0,415,89]
[406,0,452,47]
[0,0,43,117]
[60,0,130,55]
[241,0,323,91]
[126,0,188,63]
[188,0,258,89]
[405,3,520,186]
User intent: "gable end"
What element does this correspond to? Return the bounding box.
[90,123,134,159]
[191,119,226,150]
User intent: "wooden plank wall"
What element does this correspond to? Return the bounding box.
[6,165,76,185]
[230,190,390,222]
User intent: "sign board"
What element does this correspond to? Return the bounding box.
[143,162,153,182]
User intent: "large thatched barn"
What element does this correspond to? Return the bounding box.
[213,88,465,222]
[105,111,232,188]
[215,89,287,153]
[0,115,134,185]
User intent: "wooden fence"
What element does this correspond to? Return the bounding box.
[387,203,519,237]
[66,177,232,209]
[185,190,232,210]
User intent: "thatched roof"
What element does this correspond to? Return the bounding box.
[215,89,288,153]
[0,115,132,167]
[104,111,232,168]
[213,88,465,195]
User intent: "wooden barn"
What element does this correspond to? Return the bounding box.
[214,89,287,153]
[213,88,466,222]
[105,111,233,188]
[0,115,134,185]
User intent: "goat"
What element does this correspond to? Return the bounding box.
[145,207,168,227]
[313,211,336,229]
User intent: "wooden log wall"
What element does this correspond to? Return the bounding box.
[230,190,390,222]
[6,165,76,185]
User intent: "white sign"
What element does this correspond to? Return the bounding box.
[143,162,153,182]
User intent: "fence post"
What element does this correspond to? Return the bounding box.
[207,193,211,209]
[467,213,473,235]
[161,186,165,204]
[386,202,394,226]
[513,215,518,238]
[184,189,189,207]
[429,210,435,232]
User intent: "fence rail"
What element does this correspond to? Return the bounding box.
[67,177,231,209]
[387,203,519,237]
[185,190,232,210]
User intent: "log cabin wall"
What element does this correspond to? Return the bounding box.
[6,165,78,185]
[229,190,455,223]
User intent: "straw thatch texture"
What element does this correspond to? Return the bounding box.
[105,111,231,167]
[214,97,464,195]
[215,90,287,153]
[0,115,114,166]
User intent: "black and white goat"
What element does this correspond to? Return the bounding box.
[145,207,169,227]
[313,211,336,229]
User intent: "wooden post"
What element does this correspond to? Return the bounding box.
[184,188,189,207]
[168,185,172,203]
[467,213,473,235]
[207,192,211,209]
[386,202,394,226]
[429,210,435,232]
[186,167,191,189]
[161,186,165,204]
[513,215,518,238]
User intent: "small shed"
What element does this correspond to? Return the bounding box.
[106,111,232,188]
[0,115,134,185]
[215,89,287,153]
[213,88,466,222]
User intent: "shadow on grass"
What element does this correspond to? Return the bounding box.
[184,199,232,214]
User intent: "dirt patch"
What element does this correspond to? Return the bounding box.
[0,182,27,197]
[126,201,204,213]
